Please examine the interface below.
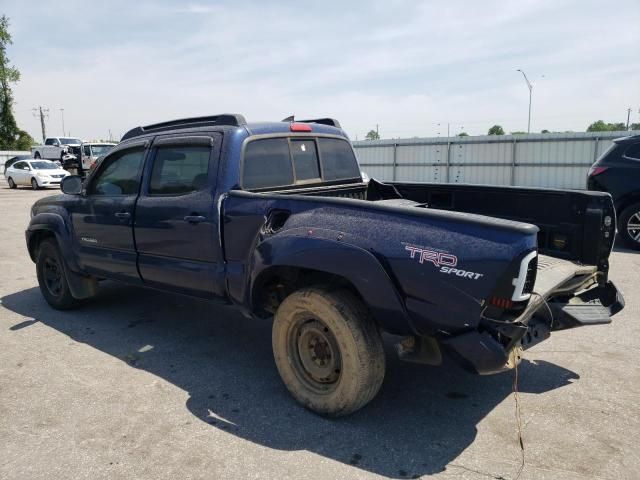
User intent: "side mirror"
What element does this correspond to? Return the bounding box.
[61,175,83,195]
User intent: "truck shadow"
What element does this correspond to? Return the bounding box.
[2,283,579,479]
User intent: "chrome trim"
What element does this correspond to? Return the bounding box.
[511,250,537,301]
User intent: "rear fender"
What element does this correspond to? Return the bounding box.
[244,233,416,335]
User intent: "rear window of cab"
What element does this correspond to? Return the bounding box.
[242,137,361,190]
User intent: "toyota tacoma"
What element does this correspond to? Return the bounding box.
[26,114,624,416]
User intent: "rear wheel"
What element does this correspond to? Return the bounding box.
[34,151,41,159]
[36,238,80,309]
[618,202,640,250]
[7,177,16,189]
[31,177,40,190]
[272,287,385,417]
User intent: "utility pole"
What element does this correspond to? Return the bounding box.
[32,106,49,143]
[516,69,533,133]
[627,108,632,130]
[376,124,379,139]
[60,108,66,136]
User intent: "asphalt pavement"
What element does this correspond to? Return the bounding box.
[1,184,638,479]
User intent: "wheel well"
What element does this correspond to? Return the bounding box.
[615,193,640,219]
[252,266,367,319]
[28,230,56,261]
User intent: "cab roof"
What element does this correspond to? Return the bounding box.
[120,114,347,141]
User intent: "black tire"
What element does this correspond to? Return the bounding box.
[7,177,16,189]
[34,151,41,159]
[31,177,40,190]
[36,238,80,310]
[618,202,640,250]
[272,287,385,417]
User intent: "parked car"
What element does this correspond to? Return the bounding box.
[31,137,82,163]
[587,134,640,249]
[3,154,31,174]
[6,159,70,190]
[26,114,623,416]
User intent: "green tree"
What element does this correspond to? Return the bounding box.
[487,125,504,135]
[587,120,608,132]
[15,129,35,150]
[632,123,640,131]
[365,129,380,140]
[541,129,550,133]
[510,131,527,135]
[587,120,627,132]
[457,132,469,137]
[0,15,24,150]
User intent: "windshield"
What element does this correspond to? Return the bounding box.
[90,144,115,156]
[60,138,82,145]
[30,161,59,170]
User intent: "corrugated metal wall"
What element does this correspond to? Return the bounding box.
[0,151,30,171]
[353,131,639,189]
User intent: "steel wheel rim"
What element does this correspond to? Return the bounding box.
[289,318,342,394]
[627,212,640,243]
[43,256,63,297]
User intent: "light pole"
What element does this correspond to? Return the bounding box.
[60,108,66,136]
[516,69,533,133]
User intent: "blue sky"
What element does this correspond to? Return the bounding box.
[3,0,639,140]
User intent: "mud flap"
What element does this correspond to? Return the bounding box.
[64,264,98,299]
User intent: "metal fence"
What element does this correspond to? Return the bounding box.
[0,151,30,171]
[353,131,640,190]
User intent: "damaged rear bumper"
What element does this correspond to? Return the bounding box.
[440,279,624,375]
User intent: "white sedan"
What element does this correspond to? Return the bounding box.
[5,159,70,190]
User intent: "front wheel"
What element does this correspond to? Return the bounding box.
[36,239,80,309]
[618,202,640,250]
[272,287,385,417]
[31,177,40,190]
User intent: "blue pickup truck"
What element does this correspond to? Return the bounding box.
[26,114,624,416]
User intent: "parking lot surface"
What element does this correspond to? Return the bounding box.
[1,184,639,480]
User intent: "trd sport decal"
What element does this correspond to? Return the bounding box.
[404,244,484,280]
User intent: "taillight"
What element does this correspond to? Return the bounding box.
[489,296,514,309]
[588,165,608,177]
[290,123,312,132]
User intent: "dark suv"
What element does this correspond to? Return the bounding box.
[588,134,640,249]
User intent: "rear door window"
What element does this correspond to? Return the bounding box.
[243,138,294,189]
[624,143,640,160]
[149,145,211,195]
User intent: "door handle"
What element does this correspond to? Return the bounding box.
[114,212,131,219]
[184,215,206,224]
